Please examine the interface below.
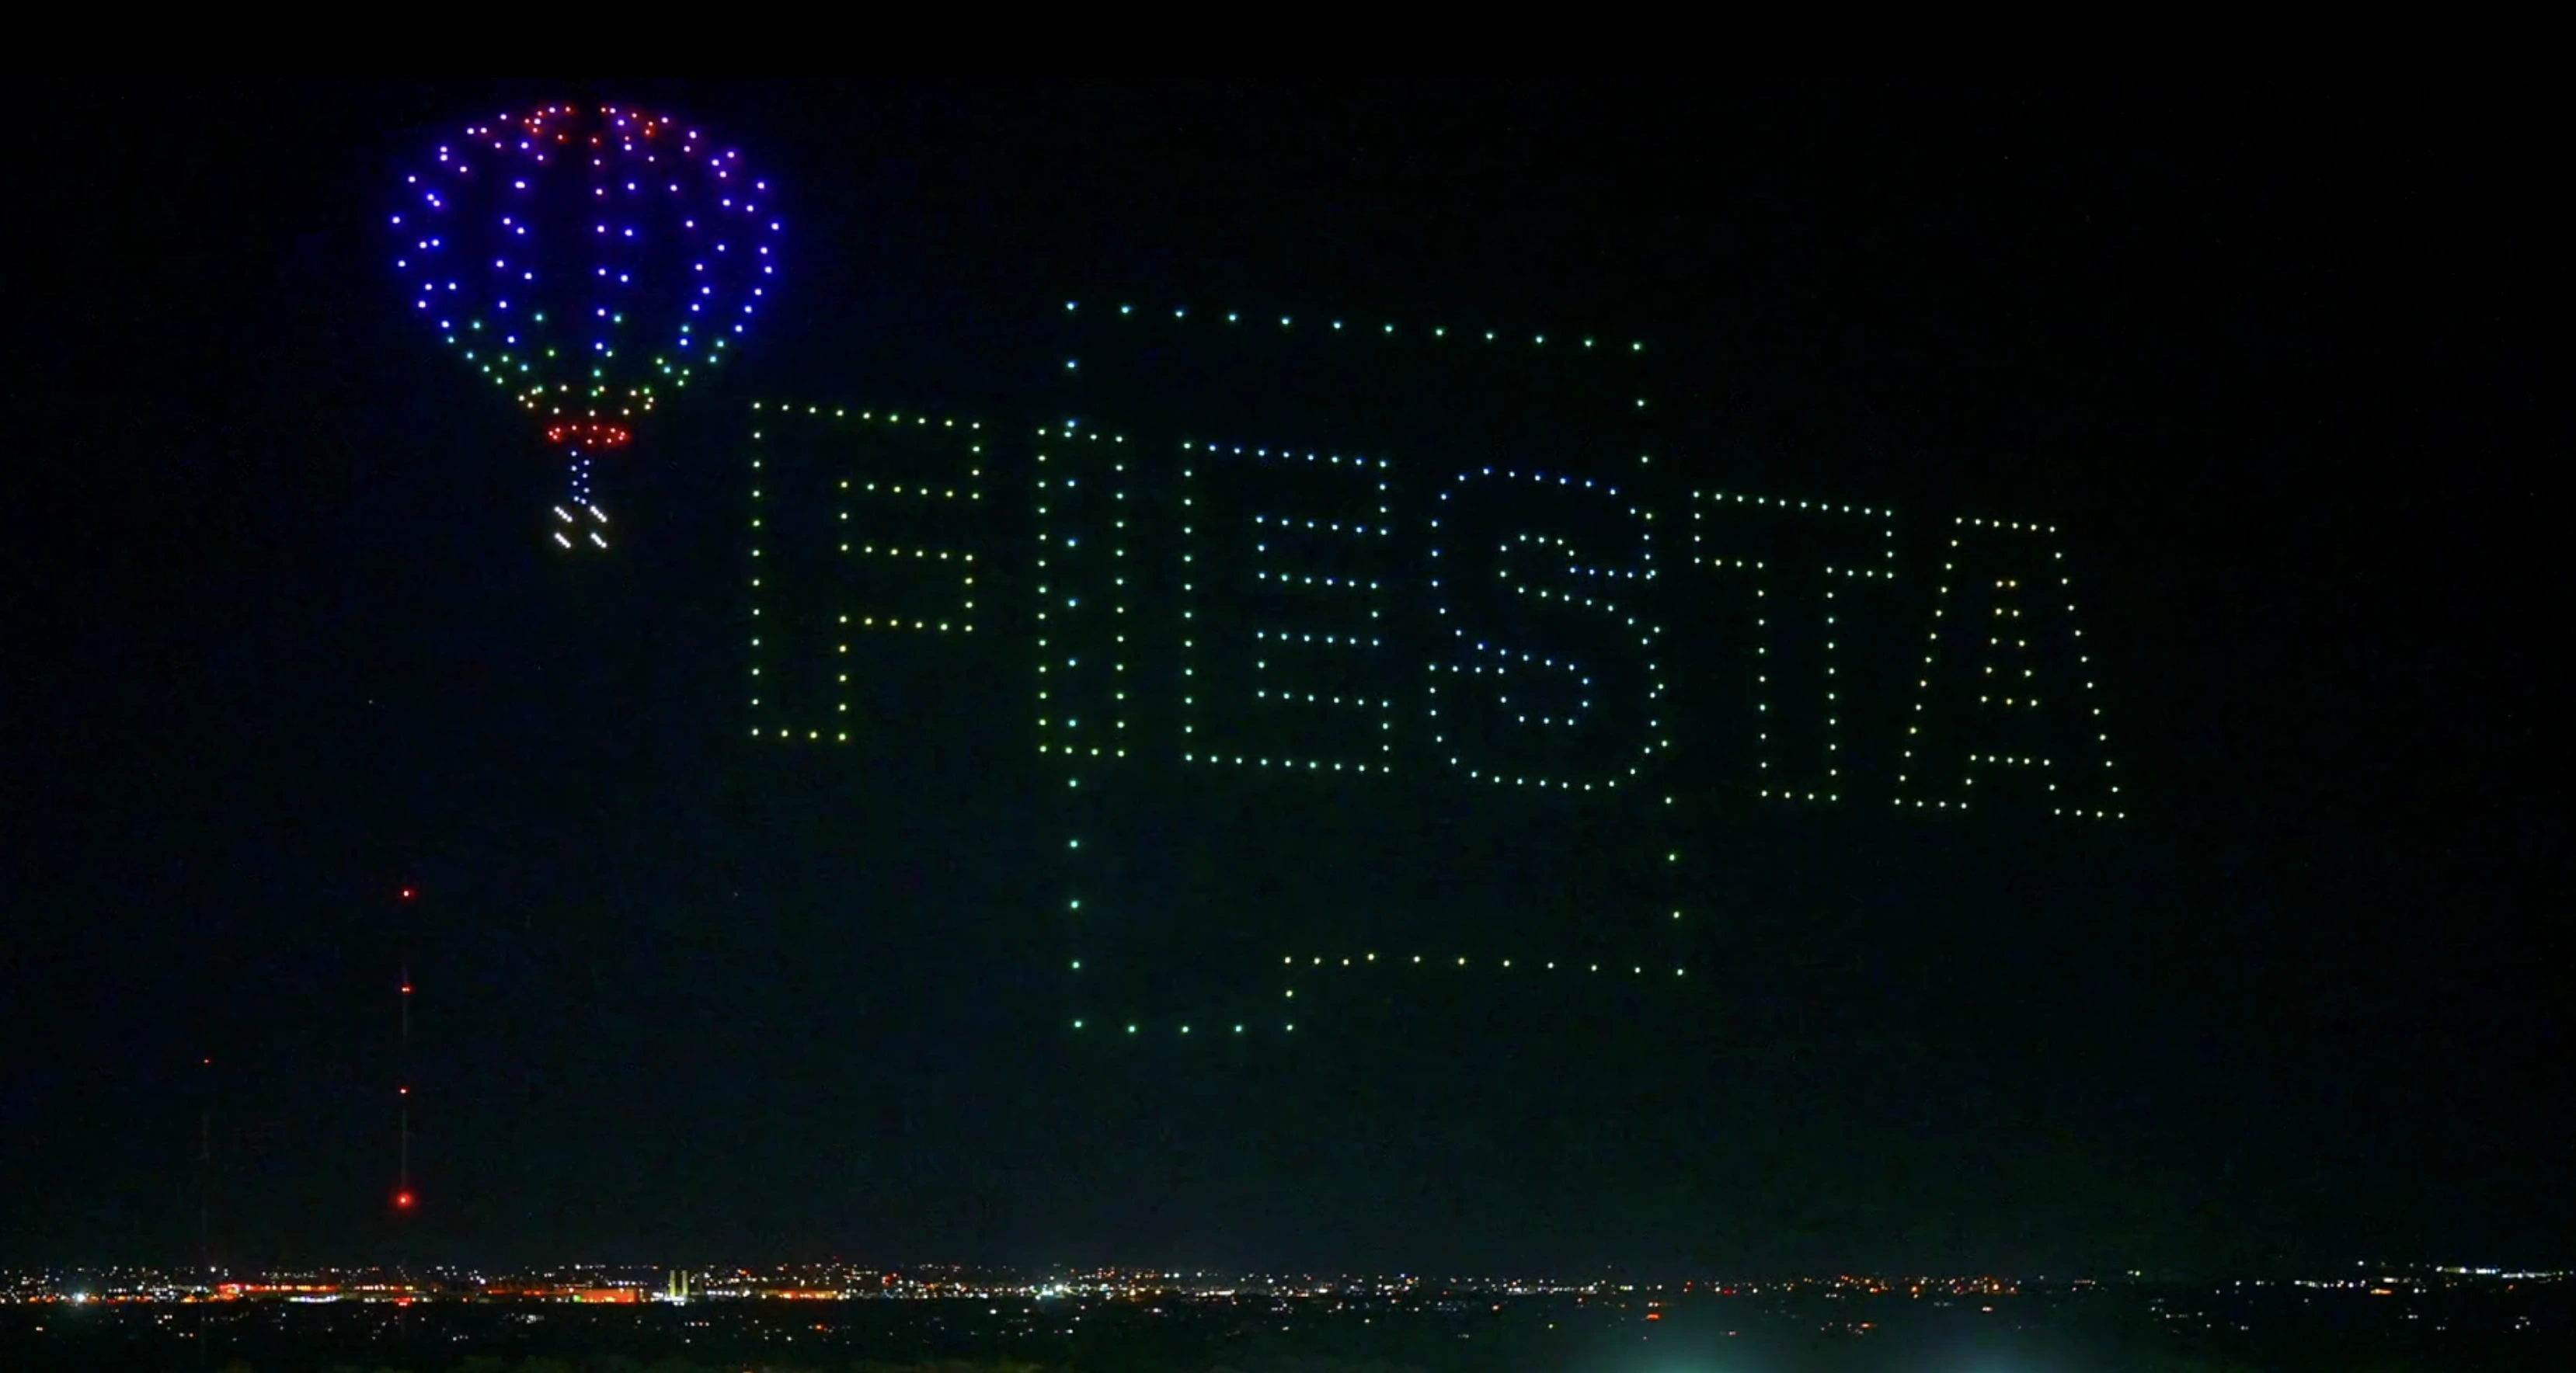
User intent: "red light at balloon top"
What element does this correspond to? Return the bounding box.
[399,887,416,901]
[394,1191,416,1211]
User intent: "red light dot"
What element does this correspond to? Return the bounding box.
[395,1191,414,1209]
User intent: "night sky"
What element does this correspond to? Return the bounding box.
[3,81,2561,1281]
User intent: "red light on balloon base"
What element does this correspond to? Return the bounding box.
[545,419,633,452]
[396,104,778,548]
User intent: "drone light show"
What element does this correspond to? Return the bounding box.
[392,103,780,550]
[740,300,2129,1038]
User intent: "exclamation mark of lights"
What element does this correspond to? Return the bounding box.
[1038,420,1082,1035]
[1036,416,1132,1035]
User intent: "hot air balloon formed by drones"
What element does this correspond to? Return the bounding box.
[393,103,780,551]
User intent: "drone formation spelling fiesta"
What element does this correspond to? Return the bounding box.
[392,100,2125,1043]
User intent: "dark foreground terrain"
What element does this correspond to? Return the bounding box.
[5,1280,2572,1373]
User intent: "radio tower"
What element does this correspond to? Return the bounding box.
[395,886,418,1252]
[190,1051,218,1371]
[197,1054,214,1273]
[390,883,420,1340]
